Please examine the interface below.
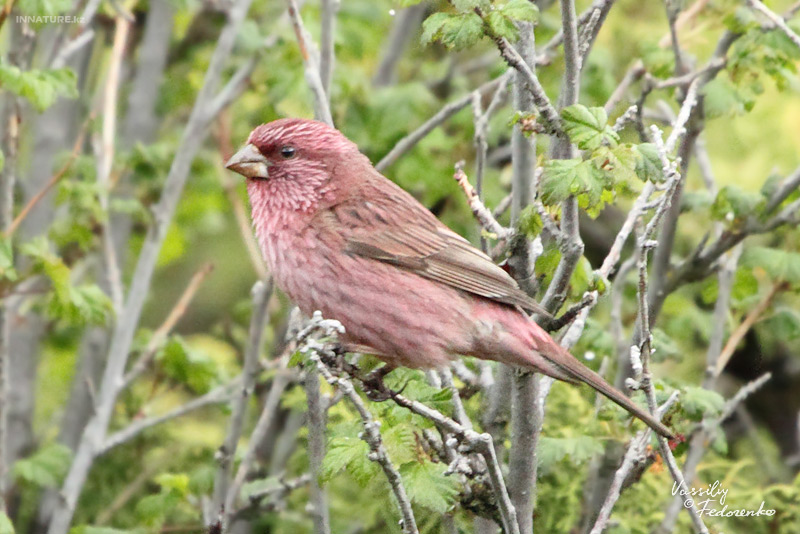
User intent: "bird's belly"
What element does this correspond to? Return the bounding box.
[268,236,472,369]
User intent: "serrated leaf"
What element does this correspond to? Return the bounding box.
[421,12,451,45]
[682,387,725,421]
[632,143,664,182]
[383,424,418,465]
[499,0,539,22]
[486,11,518,40]
[561,105,619,150]
[158,336,220,394]
[321,436,377,486]
[400,461,460,513]
[422,12,484,49]
[0,63,77,112]
[711,185,765,222]
[741,247,800,284]
[540,158,606,207]
[13,443,72,488]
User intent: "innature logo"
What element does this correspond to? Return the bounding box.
[16,15,86,24]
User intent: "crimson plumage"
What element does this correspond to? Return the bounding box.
[226,118,673,438]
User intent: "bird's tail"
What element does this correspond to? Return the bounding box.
[538,342,675,439]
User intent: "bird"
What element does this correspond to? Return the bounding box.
[225,117,674,438]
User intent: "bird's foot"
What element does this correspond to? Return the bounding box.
[361,364,398,402]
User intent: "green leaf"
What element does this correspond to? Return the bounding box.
[400,461,460,513]
[741,247,800,284]
[421,13,451,45]
[158,336,221,394]
[452,0,488,10]
[321,436,377,486]
[732,267,759,302]
[421,12,484,49]
[382,424,418,465]
[13,443,72,488]
[518,205,543,237]
[561,105,619,150]
[538,436,603,474]
[0,63,78,112]
[632,143,664,182]
[763,308,800,341]
[681,387,725,421]
[154,473,190,496]
[540,158,606,208]
[499,0,539,22]
[711,185,765,223]
[702,77,753,118]
[486,11,519,41]
[0,512,14,534]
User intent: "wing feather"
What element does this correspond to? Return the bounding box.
[322,180,549,317]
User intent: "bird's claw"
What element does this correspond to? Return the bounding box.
[361,365,398,402]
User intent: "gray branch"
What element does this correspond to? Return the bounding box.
[46,3,258,529]
[209,280,273,529]
[376,74,510,172]
[99,381,239,456]
[286,0,334,126]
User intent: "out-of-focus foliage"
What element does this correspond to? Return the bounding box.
[0,0,799,533]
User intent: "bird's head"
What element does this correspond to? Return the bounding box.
[226,118,360,214]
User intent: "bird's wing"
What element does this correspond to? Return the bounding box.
[319,183,549,317]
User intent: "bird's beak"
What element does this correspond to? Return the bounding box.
[225,144,271,179]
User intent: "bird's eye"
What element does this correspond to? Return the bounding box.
[279,146,296,159]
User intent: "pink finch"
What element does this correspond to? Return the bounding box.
[226,118,673,438]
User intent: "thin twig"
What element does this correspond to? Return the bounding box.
[96,15,131,314]
[4,114,94,238]
[286,0,334,126]
[210,280,273,528]
[714,282,785,377]
[589,392,679,534]
[320,0,339,95]
[454,163,513,240]
[635,229,709,534]
[746,0,800,49]
[122,263,215,389]
[214,112,269,280]
[48,2,257,530]
[99,381,239,455]
[304,341,420,534]
[376,73,510,171]
[225,362,295,517]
